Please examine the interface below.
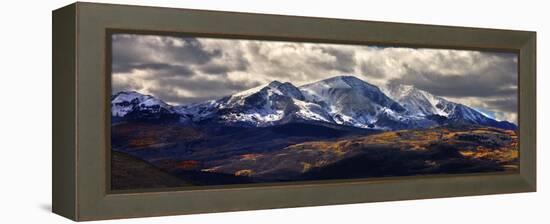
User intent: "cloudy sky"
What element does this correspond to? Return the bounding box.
[111,34,518,123]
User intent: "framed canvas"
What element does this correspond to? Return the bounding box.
[52,2,536,221]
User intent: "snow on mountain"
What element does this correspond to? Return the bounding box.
[208,80,330,126]
[225,81,301,106]
[291,99,334,123]
[382,83,453,117]
[210,76,408,128]
[111,75,517,130]
[383,83,516,129]
[111,91,179,121]
[174,99,222,122]
[299,76,406,128]
[445,103,493,124]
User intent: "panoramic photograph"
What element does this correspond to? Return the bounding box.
[110,33,519,190]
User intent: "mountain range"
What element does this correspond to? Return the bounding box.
[111,75,516,130]
[110,75,519,189]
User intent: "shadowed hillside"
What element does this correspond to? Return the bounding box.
[112,122,518,189]
[111,151,190,190]
[206,125,518,182]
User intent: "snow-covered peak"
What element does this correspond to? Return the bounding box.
[297,75,406,129]
[300,75,378,91]
[113,91,170,107]
[232,83,271,98]
[300,75,403,110]
[383,83,451,117]
[230,80,304,101]
[267,80,283,88]
[272,81,305,100]
[382,83,415,99]
[111,75,516,130]
[111,91,173,117]
[112,91,147,103]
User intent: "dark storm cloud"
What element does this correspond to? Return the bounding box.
[147,77,261,104]
[485,98,518,113]
[112,34,222,74]
[197,56,249,75]
[117,63,195,77]
[359,61,386,79]
[157,77,260,95]
[245,42,288,73]
[390,52,517,98]
[173,39,223,64]
[393,69,517,97]
[319,47,356,73]
[111,77,144,94]
[145,85,222,104]
[198,64,231,75]
[112,34,518,122]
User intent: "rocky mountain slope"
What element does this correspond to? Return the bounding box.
[112,75,516,130]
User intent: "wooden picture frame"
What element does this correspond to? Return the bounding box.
[53,2,536,221]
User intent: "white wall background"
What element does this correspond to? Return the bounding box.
[0,0,546,223]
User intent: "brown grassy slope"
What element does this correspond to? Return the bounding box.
[205,126,518,180]
[292,125,518,166]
